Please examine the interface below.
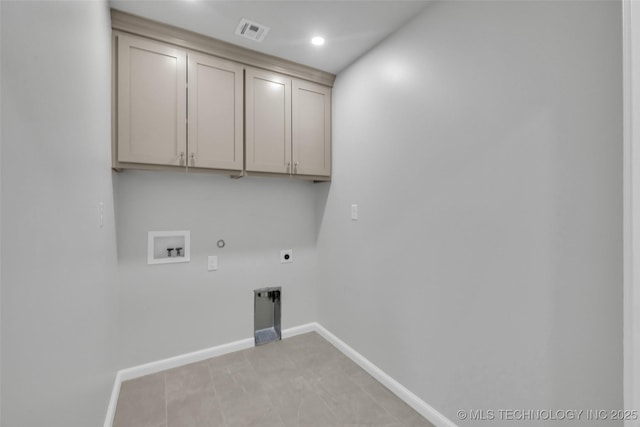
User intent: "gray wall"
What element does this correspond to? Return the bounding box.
[0,1,624,425]
[1,1,118,426]
[115,171,319,367]
[1,0,3,422]
[318,1,622,425]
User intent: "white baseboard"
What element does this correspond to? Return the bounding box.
[118,337,255,382]
[103,336,254,427]
[104,370,122,427]
[104,322,456,427]
[103,323,316,427]
[281,322,317,338]
[313,323,457,427]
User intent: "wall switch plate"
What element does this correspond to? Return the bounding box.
[208,255,218,271]
[98,202,104,228]
[351,204,358,220]
[280,249,293,263]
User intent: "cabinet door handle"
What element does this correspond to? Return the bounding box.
[190,153,195,166]
[180,152,185,165]
[287,161,291,173]
[294,162,299,174]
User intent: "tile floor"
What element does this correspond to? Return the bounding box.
[113,332,435,427]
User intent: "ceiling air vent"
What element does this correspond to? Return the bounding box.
[235,18,270,42]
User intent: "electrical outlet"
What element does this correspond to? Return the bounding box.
[280,249,293,263]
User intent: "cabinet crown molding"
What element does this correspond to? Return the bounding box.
[111,9,336,87]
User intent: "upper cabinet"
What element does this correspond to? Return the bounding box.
[245,68,292,175]
[112,10,334,180]
[292,80,332,177]
[117,35,187,167]
[115,34,243,172]
[188,53,244,171]
[245,67,331,178]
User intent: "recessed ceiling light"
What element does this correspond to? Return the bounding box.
[311,36,325,46]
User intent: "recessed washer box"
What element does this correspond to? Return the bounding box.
[148,230,190,265]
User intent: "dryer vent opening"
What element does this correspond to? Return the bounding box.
[254,287,281,345]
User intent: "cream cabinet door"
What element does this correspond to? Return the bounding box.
[117,35,187,166]
[245,67,292,174]
[188,53,243,171]
[292,80,331,177]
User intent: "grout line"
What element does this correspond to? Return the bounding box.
[163,372,168,427]
[208,361,228,427]
[104,322,456,427]
[359,379,405,425]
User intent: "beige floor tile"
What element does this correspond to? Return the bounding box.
[167,390,224,427]
[321,389,399,425]
[362,382,433,426]
[208,350,252,374]
[113,373,166,427]
[114,332,435,427]
[221,391,285,426]
[166,360,215,400]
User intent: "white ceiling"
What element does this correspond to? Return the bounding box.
[109,0,430,74]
